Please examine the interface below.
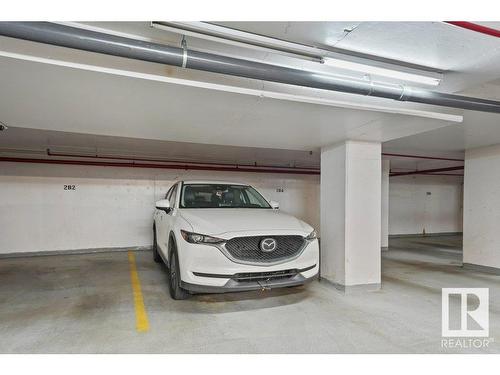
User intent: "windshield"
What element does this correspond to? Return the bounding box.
[179,184,272,209]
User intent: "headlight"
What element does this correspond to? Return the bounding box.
[305,230,317,241]
[181,230,224,244]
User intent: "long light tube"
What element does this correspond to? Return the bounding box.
[323,57,441,86]
[153,21,443,86]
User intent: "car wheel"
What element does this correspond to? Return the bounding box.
[168,241,189,300]
[152,226,162,263]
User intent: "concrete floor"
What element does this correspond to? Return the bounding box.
[0,235,498,353]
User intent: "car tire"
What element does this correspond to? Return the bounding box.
[168,240,189,300]
[152,226,162,264]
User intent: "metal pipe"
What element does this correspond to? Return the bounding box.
[1,154,465,177]
[46,149,318,171]
[1,22,500,113]
[382,152,464,162]
[152,22,444,76]
[151,21,324,63]
[390,166,464,177]
[446,21,500,38]
[0,156,321,175]
[415,173,464,176]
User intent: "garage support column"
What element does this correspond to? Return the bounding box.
[381,159,390,251]
[463,145,500,274]
[320,141,382,292]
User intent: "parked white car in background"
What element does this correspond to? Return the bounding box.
[153,181,319,299]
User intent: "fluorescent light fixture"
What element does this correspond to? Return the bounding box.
[323,57,442,86]
[152,22,443,86]
[0,50,461,123]
[151,21,323,63]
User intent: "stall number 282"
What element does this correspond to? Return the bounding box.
[64,184,76,191]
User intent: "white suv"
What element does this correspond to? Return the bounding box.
[153,180,319,299]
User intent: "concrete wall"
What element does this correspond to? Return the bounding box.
[0,162,319,254]
[0,160,465,255]
[389,175,463,235]
[464,145,500,269]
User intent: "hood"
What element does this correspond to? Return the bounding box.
[178,208,312,237]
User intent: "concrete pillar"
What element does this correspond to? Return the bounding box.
[381,159,390,251]
[320,141,382,292]
[463,144,500,274]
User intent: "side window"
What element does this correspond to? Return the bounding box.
[235,189,248,205]
[169,184,178,208]
[245,189,262,205]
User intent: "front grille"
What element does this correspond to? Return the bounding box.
[233,269,298,282]
[224,235,305,264]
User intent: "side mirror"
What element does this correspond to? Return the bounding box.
[270,200,280,210]
[155,199,171,213]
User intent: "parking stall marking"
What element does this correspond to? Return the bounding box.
[128,251,150,333]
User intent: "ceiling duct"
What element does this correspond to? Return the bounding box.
[1,22,499,113]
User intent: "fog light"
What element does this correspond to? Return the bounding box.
[305,230,317,241]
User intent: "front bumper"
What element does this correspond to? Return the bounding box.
[181,268,317,293]
[177,237,319,294]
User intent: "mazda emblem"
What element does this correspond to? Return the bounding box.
[260,238,277,252]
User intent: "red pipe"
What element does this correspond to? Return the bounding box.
[0,156,320,175]
[47,149,308,169]
[414,173,464,176]
[46,149,320,172]
[1,152,465,177]
[445,21,500,38]
[390,166,464,177]
[46,149,468,165]
[382,152,463,162]
[54,149,464,166]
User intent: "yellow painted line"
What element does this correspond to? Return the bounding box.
[128,251,150,333]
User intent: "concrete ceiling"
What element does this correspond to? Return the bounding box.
[0,21,499,158]
[385,77,500,153]
[216,21,500,92]
[0,55,464,152]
